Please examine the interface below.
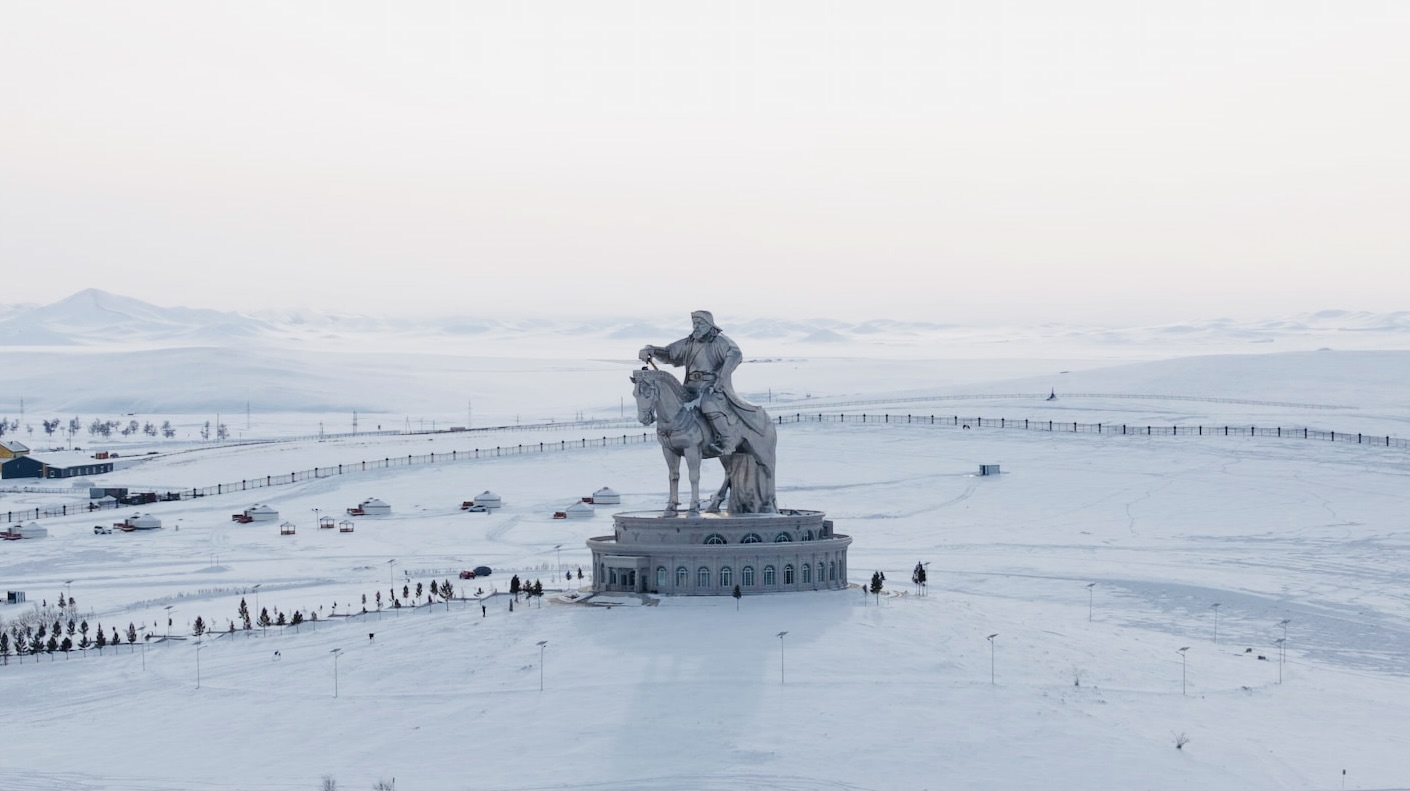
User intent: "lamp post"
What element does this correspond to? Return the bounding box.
[137,626,147,671]
[164,605,174,638]
[388,559,396,586]
[312,507,320,530]
[196,643,205,689]
[555,545,562,580]
[1211,603,1222,644]
[1086,582,1095,622]
[331,648,343,698]
[987,634,998,685]
[1178,646,1190,695]
[64,579,74,604]
[1277,618,1290,682]
[252,584,263,635]
[777,631,789,685]
[537,641,548,691]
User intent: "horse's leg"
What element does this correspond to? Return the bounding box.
[685,446,702,515]
[663,446,680,515]
[706,460,731,512]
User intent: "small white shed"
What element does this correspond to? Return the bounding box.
[246,504,279,522]
[14,521,48,539]
[979,464,1001,476]
[129,513,162,530]
[474,491,502,510]
[359,498,391,516]
[591,486,621,505]
[564,501,595,519]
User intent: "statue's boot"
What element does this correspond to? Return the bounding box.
[706,412,737,455]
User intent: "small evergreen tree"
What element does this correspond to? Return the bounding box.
[111,627,122,646]
[290,611,304,632]
[415,582,423,600]
[47,635,59,656]
[60,636,73,656]
[912,562,927,595]
[402,584,410,600]
[95,626,107,653]
[732,584,742,610]
[0,632,10,665]
[258,608,271,629]
[441,580,454,611]
[127,622,138,644]
[375,590,382,611]
[276,612,287,626]
[510,575,522,600]
[192,616,206,638]
[870,571,884,604]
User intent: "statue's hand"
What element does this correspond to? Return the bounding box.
[638,346,654,362]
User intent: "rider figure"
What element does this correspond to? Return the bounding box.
[639,310,750,456]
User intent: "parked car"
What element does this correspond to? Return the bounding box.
[458,570,476,579]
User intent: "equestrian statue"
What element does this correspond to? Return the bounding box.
[634,310,777,516]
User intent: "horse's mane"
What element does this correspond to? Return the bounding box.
[638,368,687,399]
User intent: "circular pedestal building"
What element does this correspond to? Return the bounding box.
[589,510,851,595]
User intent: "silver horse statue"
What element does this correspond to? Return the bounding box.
[630,367,777,516]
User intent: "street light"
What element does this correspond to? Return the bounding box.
[64,579,74,604]
[986,634,998,685]
[537,641,549,691]
[388,559,396,586]
[1086,583,1095,622]
[196,643,206,689]
[555,545,563,580]
[1178,646,1190,695]
[1211,603,1222,644]
[164,605,174,638]
[1276,618,1291,683]
[252,584,263,635]
[777,631,789,684]
[331,648,343,698]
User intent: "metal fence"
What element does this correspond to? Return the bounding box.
[7,411,1405,525]
[774,412,1408,449]
[4,433,654,524]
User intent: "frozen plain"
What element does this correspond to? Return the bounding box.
[2,315,1410,790]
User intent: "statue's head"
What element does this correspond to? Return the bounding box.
[690,310,718,339]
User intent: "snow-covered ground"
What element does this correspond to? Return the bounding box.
[3,304,1410,790]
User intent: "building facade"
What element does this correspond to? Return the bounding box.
[589,509,851,595]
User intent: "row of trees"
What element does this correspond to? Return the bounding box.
[2,618,148,664]
[0,416,229,441]
[1,574,564,667]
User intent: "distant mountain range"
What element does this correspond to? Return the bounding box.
[2,289,1408,350]
[0,289,1407,417]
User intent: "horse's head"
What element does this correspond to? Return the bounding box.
[629,368,657,426]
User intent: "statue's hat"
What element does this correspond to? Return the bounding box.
[691,310,718,329]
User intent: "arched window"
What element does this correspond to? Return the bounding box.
[656,566,667,590]
[763,565,776,585]
[803,529,814,541]
[704,533,727,545]
[676,566,688,587]
[802,563,812,584]
[719,566,733,587]
[774,532,792,543]
[784,564,795,584]
[697,566,711,588]
[742,566,756,586]
[828,560,837,581]
[740,533,763,544]
[816,562,825,583]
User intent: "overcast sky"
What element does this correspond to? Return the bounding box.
[2,2,1406,324]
